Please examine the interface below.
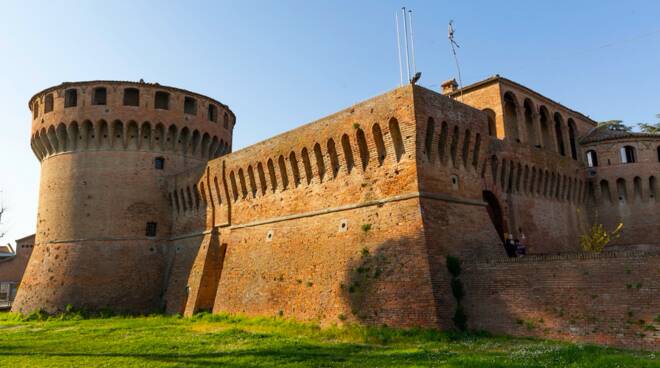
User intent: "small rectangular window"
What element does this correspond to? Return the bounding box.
[123,88,140,106]
[155,91,169,110]
[184,96,197,115]
[208,104,218,122]
[92,87,107,105]
[146,222,157,237]
[64,89,77,108]
[44,94,54,113]
[154,157,165,170]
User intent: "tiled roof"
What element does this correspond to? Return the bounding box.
[580,125,660,144]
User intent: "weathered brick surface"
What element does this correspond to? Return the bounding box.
[13,81,234,314]
[12,78,659,350]
[461,251,660,350]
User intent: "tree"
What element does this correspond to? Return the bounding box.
[637,114,660,134]
[597,120,631,132]
[577,209,623,253]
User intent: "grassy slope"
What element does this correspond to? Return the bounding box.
[0,312,656,368]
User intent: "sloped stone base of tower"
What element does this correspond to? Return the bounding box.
[12,241,166,314]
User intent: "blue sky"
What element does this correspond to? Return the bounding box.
[0,0,658,245]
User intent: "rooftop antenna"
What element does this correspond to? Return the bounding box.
[448,20,463,100]
[408,9,417,76]
[395,7,421,85]
[401,7,411,83]
[395,12,404,86]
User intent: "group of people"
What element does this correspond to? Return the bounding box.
[503,233,526,258]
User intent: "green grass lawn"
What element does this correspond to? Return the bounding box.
[0,312,656,367]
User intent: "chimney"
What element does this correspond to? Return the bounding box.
[441,79,458,95]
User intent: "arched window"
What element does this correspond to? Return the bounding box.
[208,104,218,122]
[92,87,107,105]
[472,133,481,169]
[247,166,257,197]
[616,178,627,202]
[503,92,520,142]
[355,128,369,170]
[229,171,239,201]
[554,113,565,156]
[184,96,197,115]
[313,143,326,181]
[424,117,435,161]
[154,91,169,110]
[620,145,636,163]
[539,106,552,148]
[372,124,386,165]
[388,118,405,162]
[438,121,449,163]
[64,89,77,108]
[278,155,289,189]
[341,134,355,173]
[33,101,39,119]
[524,99,537,146]
[327,139,339,177]
[44,94,54,113]
[483,109,496,137]
[301,148,313,184]
[238,169,248,198]
[585,150,598,167]
[123,88,140,106]
[633,176,642,201]
[650,176,657,200]
[461,129,471,168]
[223,112,229,129]
[267,159,277,192]
[289,152,301,187]
[450,125,460,168]
[567,119,578,160]
[257,163,267,194]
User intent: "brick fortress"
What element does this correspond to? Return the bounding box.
[12,77,659,349]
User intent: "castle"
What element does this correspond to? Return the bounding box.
[10,76,659,349]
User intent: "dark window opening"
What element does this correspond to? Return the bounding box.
[154,157,165,170]
[92,87,107,105]
[586,150,598,167]
[621,145,636,164]
[223,112,229,129]
[64,89,77,107]
[123,88,140,106]
[208,104,218,122]
[145,222,157,237]
[44,94,54,113]
[155,91,170,110]
[184,96,197,115]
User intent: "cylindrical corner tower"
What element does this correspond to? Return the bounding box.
[13,81,235,314]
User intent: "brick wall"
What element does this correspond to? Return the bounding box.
[461,251,659,350]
